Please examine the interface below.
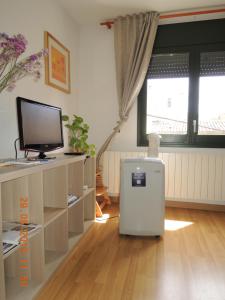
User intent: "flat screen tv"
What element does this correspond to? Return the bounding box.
[17,97,64,159]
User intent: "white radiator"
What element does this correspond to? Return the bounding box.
[102,151,225,205]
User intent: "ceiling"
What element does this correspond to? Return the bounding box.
[57,0,225,24]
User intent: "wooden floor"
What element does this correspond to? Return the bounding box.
[36,204,225,300]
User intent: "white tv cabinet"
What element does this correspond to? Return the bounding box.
[0,155,96,300]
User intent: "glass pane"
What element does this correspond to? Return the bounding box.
[146,78,189,134]
[199,76,225,135]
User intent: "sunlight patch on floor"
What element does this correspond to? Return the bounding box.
[165,219,193,231]
[95,215,194,230]
[95,213,110,223]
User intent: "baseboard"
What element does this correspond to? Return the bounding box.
[109,195,225,212]
[166,200,225,212]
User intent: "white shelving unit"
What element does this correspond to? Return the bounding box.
[0,155,96,300]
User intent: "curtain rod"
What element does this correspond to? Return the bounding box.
[100,7,225,29]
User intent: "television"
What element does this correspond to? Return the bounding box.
[17,97,64,159]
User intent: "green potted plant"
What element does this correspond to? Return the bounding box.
[62,114,96,157]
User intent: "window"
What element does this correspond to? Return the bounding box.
[137,18,225,147]
[147,53,189,136]
[199,52,225,136]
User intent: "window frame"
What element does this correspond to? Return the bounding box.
[137,19,225,148]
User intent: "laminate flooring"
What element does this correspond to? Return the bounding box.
[37,204,225,300]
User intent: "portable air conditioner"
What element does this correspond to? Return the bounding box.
[119,157,165,236]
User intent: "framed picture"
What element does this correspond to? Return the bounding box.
[44,31,70,93]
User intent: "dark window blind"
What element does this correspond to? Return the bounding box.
[200,51,225,76]
[147,53,189,79]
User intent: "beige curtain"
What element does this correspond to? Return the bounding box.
[96,11,159,169]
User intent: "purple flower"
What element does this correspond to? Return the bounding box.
[42,48,48,56]
[0,33,9,39]
[0,32,48,93]
[0,33,27,58]
[30,54,38,61]
[6,81,16,92]
[33,70,41,81]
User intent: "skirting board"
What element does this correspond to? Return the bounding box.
[166,200,225,212]
[109,196,225,212]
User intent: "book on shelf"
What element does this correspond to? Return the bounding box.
[3,242,18,255]
[2,221,42,245]
[67,194,79,206]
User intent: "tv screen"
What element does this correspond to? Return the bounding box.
[17,97,64,159]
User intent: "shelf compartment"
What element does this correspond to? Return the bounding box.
[44,249,66,277]
[43,166,67,209]
[68,198,84,234]
[83,189,96,221]
[81,187,95,199]
[3,244,20,261]
[68,161,84,198]
[44,210,68,254]
[44,215,94,285]
[84,157,96,188]
[44,207,67,227]
[4,231,44,300]
[4,231,44,281]
[3,228,42,260]
[68,220,94,251]
[5,277,41,300]
[1,173,43,225]
[68,197,82,209]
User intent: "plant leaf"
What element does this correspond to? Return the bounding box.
[62,115,69,121]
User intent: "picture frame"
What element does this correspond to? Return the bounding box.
[44,31,71,94]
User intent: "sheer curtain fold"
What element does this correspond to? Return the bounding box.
[96,11,159,169]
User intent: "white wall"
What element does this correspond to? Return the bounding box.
[78,25,143,152]
[78,25,118,151]
[0,0,80,158]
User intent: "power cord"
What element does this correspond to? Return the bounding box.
[24,150,29,159]
[84,155,90,165]
[14,138,20,160]
[14,138,29,160]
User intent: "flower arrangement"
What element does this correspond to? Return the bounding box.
[0,33,47,93]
